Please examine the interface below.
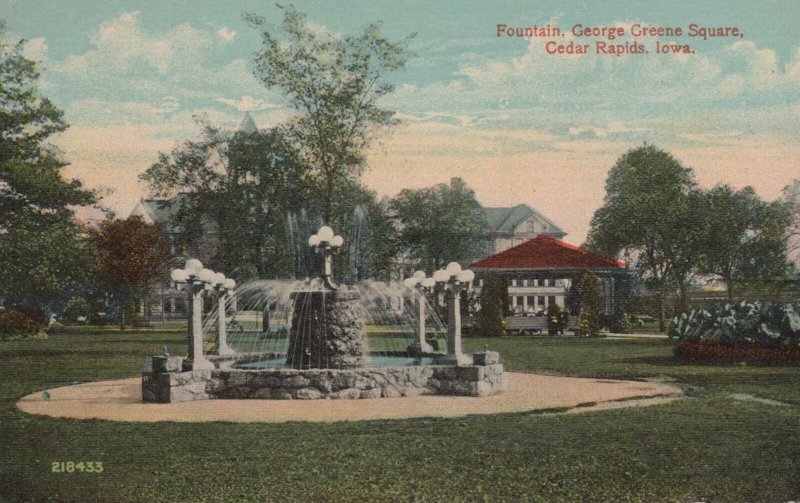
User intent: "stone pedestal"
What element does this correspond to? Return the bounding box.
[285,290,370,369]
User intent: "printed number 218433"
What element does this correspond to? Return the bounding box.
[51,461,104,473]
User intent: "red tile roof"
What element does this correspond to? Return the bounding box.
[470,235,625,270]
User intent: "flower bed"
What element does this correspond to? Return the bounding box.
[675,340,800,364]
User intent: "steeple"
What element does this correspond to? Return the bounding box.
[238,111,258,134]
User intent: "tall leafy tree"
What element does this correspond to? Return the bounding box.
[574,270,603,336]
[696,185,791,300]
[90,216,171,329]
[0,24,95,317]
[587,145,699,329]
[244,6,414,220]
[142,122,309,279]
[478,276,509,337]
[390,177,488,271]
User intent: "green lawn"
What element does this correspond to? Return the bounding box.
[1,332,798,502]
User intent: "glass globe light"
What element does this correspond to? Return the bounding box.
[413,270,426,279]
[213,272,226,285]
[308,234,320,247]
[457,269,475,283]
[330,235,344,247]
[184,258,203,274]
[223,278,236,290]
[198,268,215,283]
[446,261,462,275]
[403,277,417,288]
[433,269,450,282]
[318,226,334,241]
[171,269,188,282]
[422,277,436,288]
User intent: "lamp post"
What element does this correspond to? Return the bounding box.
[170,259,226,370]
[432,262,475,365]
[213,273,237,356]
[307,225,344,290]
[403,271,436,355]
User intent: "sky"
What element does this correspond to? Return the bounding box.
[2,0,799,245]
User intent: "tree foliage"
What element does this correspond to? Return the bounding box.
[0,26,95,315]
[390,177,488,271]
[695,185,791,299]
[478,276,509,337]
[89,216,171,329]
[244,6,414,220]
[575,270,603,336]
[142,122,309,279]
[587,145,702,327]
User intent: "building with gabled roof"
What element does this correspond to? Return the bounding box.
[484,204,566,255]
[470,235,629,316]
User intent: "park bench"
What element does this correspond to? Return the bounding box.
[504,315,577,335]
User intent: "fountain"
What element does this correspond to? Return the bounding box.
[142,225,506,403]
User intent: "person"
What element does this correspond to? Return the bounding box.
[558,310,570,336]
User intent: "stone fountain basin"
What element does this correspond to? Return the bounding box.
[141,354,505,403]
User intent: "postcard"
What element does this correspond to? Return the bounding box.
[1,1,798,502]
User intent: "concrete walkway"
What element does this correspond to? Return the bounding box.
[17,373,683,424]
[606,333,669,339]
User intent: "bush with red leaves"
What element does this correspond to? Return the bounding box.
[0,310,45,340]
[675,340,800,364]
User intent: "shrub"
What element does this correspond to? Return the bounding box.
[0,310,47,341]
[47,321,66,333]
[668,301,800,347]
[478,277,508,337]
[575,270,602,336]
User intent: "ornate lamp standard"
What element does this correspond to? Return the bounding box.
[170,259,223,370]
[212,273,237,356]
[403,271,436,355]
[307,225,344,290]
[432,262,475,365]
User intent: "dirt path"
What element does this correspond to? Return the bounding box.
[16,373,683,423]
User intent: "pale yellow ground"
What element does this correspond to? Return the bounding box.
[16,373,683,423]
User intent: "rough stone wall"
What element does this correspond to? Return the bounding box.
[142,353,506,403]
[285,290,370,369]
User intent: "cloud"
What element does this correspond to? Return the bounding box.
[47,12,265,111]
[21,37,47,64]
[215,95,281,112]
[217,27,236,42]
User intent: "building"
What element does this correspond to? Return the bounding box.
[484,204,566,255]
[470,235,629,315]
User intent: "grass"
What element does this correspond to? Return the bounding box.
[1,332,798,502]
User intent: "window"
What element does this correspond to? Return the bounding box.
[527,296,535,307]
[548,295,556,306]
[538,296,545,306]
[516,296,524,307]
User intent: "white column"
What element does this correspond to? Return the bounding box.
[441,287,470,365]
[216,290,235,356]
[189,284,214,370]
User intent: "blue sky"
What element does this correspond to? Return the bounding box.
[2,0,799,244]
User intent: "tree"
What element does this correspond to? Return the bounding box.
[90,216,171,329]
[142,122,309,279]
[696,185,792,300]
[587,145,699,329]
[574,270,602,337]
[0,24,96,318]
[478,276,509,337]
[783,180,800,269]
[390,177,488,271]
[244,6,414,220]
